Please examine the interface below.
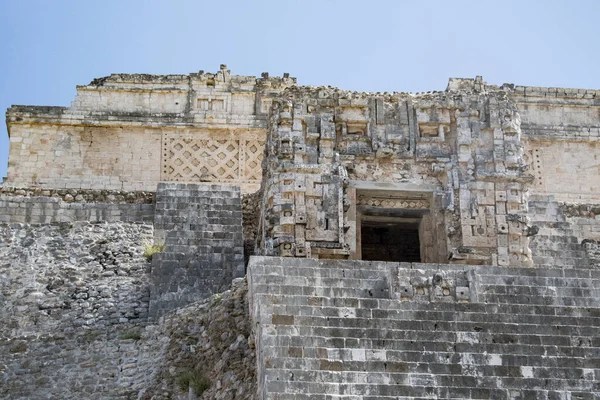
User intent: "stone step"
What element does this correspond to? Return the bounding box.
[265,313,598,337]
[478,284,597,297]
[263,349,600,370]
[249,258,600,398]
[253,266,600,287]
[477,293,599,307]
[252,292,600,319]
[261,293,600,313]
[475,273,598,286]
[263,364,598,394]
[251,257,600,277]
[264,310,600,336]
[266,389,593,400]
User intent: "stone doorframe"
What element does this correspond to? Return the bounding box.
[345,181,447,263]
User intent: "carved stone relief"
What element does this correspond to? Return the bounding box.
[162,131,265,190]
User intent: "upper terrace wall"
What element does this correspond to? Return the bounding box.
[5,66,295,193]
[5,123,265,192]
[4,71,600,263]
[6,70,600,200]
[7,123,162,191]
[514,85,600,202]
[250,77,600,268]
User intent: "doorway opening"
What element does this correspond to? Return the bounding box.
[360,218,422,263]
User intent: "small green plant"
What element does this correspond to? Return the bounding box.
[177,369,210,396]
[143,242,165,262]
[9,341,27,353]
[35,376,49,387]
[81,330,102,343]
[119,329,142,341]
[211,293,222,305]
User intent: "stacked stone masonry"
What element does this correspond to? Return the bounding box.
[0,182,246,398]
[149,182,244,319]
[6,68,600,267]
[254,77,599,268]
[0,222,164,399]
[249,257,600,399]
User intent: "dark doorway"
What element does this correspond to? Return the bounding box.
[360,220,421,262]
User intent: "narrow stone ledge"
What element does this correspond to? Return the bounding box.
[0,186,155,204]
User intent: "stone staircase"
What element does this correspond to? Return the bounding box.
[249,257,600,399]
[528,195,588,269]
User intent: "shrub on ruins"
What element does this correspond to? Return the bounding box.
[143,242,165,262]
[176,368,210,396]
[119,329,142,341]
[9,341,28,353]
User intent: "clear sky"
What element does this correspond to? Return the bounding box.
[1,0,599,179]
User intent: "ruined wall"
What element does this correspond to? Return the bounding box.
[5,66,296,193]
[6,123,162,191]
[242,189,262,265]
[0,183,246,321]
[4,69,600,399]
[0,182,246,398]
[6,71,600,264]
[525,141,600,201]
[0,188,155,224]
[0,222,165,399]
[0,217,251,399]
[249,256,600,400]
[141,278,257,400]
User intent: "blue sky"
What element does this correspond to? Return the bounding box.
[1,0,599,179]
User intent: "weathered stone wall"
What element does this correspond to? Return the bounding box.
[0,194,155,224]
[6,123,163,191]
[242,189,262,265]
[1,325,167,400]
[149,183,245,319]
[0,221,165,399]
[258,79,535,267]
[527,195,600,269]
[0,222,153,336]
[6,70,600,263]
[4,69,600,399]
[524,141,600,203]
[0,218,253,399]
[249,256,600,399]
[0,186,155,203]
[0,182,246,322]
[142,278,256,400]
[515,86,600,203]
[5,66,296,193]
[0,179,247,399]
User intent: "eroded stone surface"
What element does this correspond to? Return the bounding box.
[6,68,600,267]
[258,79,535,267]
[0,222,162,399]
[142,278,256,400]
[3,67,600,399]
[5,65,296,193]
[249,256,600,399]
[0,222,153,336]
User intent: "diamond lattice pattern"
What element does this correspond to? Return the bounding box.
[163,135,264,184]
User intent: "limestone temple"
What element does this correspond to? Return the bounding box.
[1,65,600,398]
